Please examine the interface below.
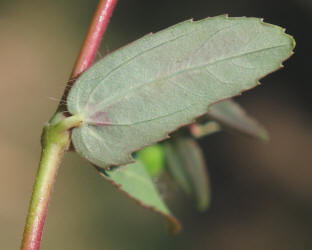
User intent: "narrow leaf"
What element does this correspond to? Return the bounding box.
[164,137,210,211]
[67,15,294,168]
[97,161,181,233]
[164,141,192,195]
[207,99,269,140]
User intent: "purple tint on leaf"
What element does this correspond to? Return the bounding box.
[89,111,111,126]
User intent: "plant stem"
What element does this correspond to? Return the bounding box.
[21,114,83,250]
[60,0,118,112]
[21,0,118,249]
[71,0,118,79]
[21,144,63,250]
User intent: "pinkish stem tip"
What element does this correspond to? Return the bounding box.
[71,0,118,79]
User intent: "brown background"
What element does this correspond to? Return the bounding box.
[0,0,311,249]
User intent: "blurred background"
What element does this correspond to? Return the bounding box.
[0,0,311,249]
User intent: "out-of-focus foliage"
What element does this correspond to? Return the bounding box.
[137,144,165,177]
[164,137,211,211]
[97,161,181,233]
[207,99,269,140]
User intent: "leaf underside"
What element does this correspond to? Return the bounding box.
[97,161,181,233]
[67,15,294,168]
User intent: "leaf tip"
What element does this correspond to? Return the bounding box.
[254,126,270,142]
[290,35,296,50]
[166,216,182,235]
[197,201,210,213]
[260,131,270,142]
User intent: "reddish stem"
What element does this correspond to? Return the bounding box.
[21,143,66,250]
[20,0,117,249]
[71,0,118,79]
[59,0,118,112]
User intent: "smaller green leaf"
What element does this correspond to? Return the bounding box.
[207,99,269,140]
[164,141,192,195]
[164,137,210,211]
[137,144,165,178]
[97,161,181,233]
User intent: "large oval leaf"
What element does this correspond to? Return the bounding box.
[67,15,294,168]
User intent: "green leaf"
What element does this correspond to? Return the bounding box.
[67,15,294,168]
[97,161,181,233]
[136,144,165,178]
[164,137,210,211]
[191,99,269,140]
[208,99,269,140]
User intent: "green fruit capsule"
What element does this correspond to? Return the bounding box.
[137,144,165,178]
